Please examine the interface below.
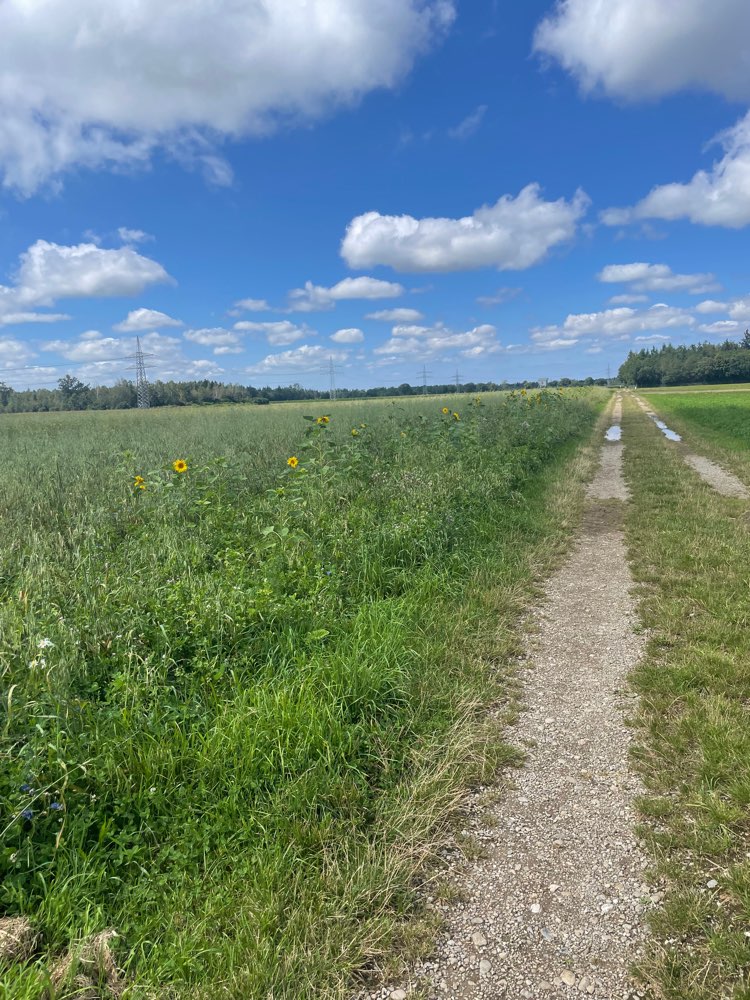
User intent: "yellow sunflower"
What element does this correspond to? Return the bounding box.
[441,407,450,415]
[316,415,330,425]
[452,412,460,421]
[134,475,145,486]
[172,459,188,473]
[351,428,359,437]
[287,456,299,468]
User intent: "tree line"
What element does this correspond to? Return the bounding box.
[618,332,750,387]
[0,375,611,413]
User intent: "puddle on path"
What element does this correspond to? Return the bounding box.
[605,424,622,442]
[647,413,681,441]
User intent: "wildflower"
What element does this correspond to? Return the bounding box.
[452,412,460,421]
[50,802,63,811]
[287,456,299,469]
[37,638,53,649]
[29,657,46,669]
[21,808,33,821]
[20,784,31,793]
[442,407,450,415]
[351,428,359,437]
[359,423,367,429]
[138,483,146,490]
[172,459,188,473]
[134,475,145,487]
[316,415,330,425]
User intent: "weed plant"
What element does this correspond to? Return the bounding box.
[1,391,599,998]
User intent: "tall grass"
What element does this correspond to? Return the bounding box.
[0,391,601,998]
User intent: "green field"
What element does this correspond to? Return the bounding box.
[0,389,602,998]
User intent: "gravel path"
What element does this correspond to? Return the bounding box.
[366,402,652,1000]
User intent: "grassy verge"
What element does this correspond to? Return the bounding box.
[638,390,750,483]
[1,391,602,999]
[622,395,750,1000]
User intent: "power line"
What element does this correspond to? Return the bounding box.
[453,369,463,392]
[418,365,432,394]
[135,336,150,409]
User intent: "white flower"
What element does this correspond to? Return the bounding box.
[37,638,54,649]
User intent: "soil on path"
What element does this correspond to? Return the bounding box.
[371,400,652,1000]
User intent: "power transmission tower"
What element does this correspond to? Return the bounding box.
[328,356,337,402]
[135,336,151,409]
[419,365,432,394]
[453,369,463,393]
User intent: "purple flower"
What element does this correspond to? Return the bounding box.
[21,808,33,820]
[20,783,31,792]
[50,802,63,811]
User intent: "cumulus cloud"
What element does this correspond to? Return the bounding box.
[373,322,501,360]
[183,327,243,354]
[531,303,696,344]
[602,114,750,229]
[447,104,488,140]
[341,184,589,272]
[330,328,365,343]
[0,0,454,193]
[234,319,310,346]
[0,240,171,328]
[534,0,750,102]
[246,343,350,375]
[114,307,183,331]
[0,336,36,367]
[699,320,742,335]
[288,276,404,311]
[117,227,153,244]
[366,307,425,322]
[598,262,719,294]
[234,298,271,312]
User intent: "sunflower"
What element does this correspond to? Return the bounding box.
[442,407,450,415]
[138,483,146,491]
[172,459,188,473]
[134,475,145,486]
[316,415,330,425]
[351,428,359,437]
[287,456,299,468]
[452,412,460,421]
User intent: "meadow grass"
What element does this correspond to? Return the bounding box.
[622,395,750,1000]
[638,388,750,481]
[0,390,604,998]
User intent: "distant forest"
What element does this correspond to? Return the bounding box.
[0,375,610,414]
[619,333,750,387]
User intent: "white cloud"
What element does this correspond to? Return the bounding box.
[288,276,404,311]
[234,319,310,346]
[0,336,35,368]
[114,307,183,331]
[597,262,719,294]
[602,113,750,229]
[44,330,130,363]
[0,311,71,327]
[183,327,242,354]
[728,297,750,323]
[366,307,425,322]
[0,0,455,193]
[532,303,696,343]
[246,343,350,375]
[341,184,589,272]
[447,104,488,140]
[634,334,672,343]
[374,322,501,360]
[695,299,728,314]
[699,320,741,335]
[117,227,153,244]
[0,240,171,328]
[330,328,365,343]
[534,0,750,102]
[477,286,522,306]
[234,298,271,312]
[607,294,649,305]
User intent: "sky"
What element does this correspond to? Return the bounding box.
[1,0,750,391]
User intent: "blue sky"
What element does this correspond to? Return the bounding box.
[1,0,750,390]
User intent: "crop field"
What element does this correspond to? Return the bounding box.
[0,389,602,998]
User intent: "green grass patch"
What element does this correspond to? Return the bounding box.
[1,390,602,998]
[623,396,750,1000]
